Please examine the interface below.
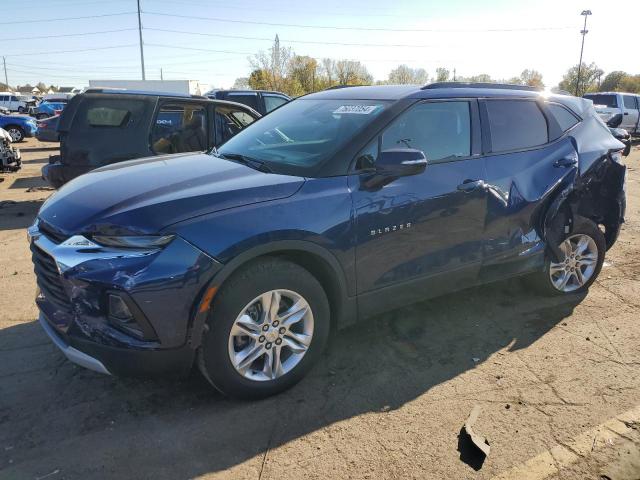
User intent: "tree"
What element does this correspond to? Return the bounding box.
[435,67,450,82]
[248,35,292,92]
[519,69,544,89]
[619,74,640,93]
[387,64,428,84]
[36,82,48,92]
[558,62,603,96]
[232,77,249,89]
[288,55,318,93]
[247,69,270,90]
[334,60,372,85]
[320,58,336,87]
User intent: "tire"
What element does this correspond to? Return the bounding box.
[5,126,25,142]
[17,106,25,113]
[528,216,605,296]
[198,257,330,399]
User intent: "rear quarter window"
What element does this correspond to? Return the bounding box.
[485,100,548,152]
[76,98,145,129]
[87,107,130,127]
[547,103,580,132]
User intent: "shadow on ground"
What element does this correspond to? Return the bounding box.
[0,199,43,230]
[0,279,584,479]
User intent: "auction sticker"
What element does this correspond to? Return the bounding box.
[333,105,379,115]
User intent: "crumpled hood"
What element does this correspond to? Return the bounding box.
[38,153,305,235]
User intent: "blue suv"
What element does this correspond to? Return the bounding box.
[29,83,626,398]
[0,113,37,142]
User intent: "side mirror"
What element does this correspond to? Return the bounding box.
[376,149,427,177]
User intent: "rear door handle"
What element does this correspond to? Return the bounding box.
[554,155,578,168]
[457,179,485,192]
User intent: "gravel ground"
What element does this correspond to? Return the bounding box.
[1,138,639,480]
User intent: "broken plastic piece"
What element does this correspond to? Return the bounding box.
[458,405,490,470]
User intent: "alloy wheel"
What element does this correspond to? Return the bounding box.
[7,128,22,142]
[549,234,599,292]
[228,289,314,382]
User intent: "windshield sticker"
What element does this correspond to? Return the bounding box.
[333,105,379,115]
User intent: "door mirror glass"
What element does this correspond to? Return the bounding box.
[376,149,427,177]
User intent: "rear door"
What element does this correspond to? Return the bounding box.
[150,100,209,154]
[479,98,580,281]
[621,94,640,133]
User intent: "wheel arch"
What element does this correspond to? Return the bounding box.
[187,240,357,350]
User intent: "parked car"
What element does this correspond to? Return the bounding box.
[30,100,67,120]
[583,92,640,135]
[29,83,626,399]
[609,127,632,156]
[0,113,37,142]
[0,127,21,172]
[0,106,9,115]
[41,88,261,188]
[36,115,60,142]
[204,89,290,115]
[0,92,29,113]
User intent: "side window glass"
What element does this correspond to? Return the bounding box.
[380,101,471,163]
[87,107,130,127]
[486,100,548,152]
[264,95,288,113]
[214,106,255,146]
[152,103,207,154]
[10,96,17,101]
[547,103,579,132]
[623,95,636,109]
[226,93,260,111]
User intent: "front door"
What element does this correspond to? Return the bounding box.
[350,100,487,316]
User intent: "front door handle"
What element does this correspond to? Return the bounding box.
[457,179,485,192]
[554,155,578,168]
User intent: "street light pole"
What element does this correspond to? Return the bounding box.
[575,9,592,96]
[137,0,146,80]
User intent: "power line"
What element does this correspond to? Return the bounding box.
[144,27,438,48]
[3,44,138,57]
[143,11,574,33]
[0,11,136,25]
[145,43,254,55]
[0,28,138,42]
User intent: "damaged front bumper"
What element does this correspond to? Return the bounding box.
[28,220,222,376]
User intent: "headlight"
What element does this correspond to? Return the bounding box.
[92,234,175,249]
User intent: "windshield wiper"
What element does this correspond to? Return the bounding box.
[214,152,272,173]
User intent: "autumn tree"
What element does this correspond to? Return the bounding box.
[248,35,292,92]
[519,69,544,89]
[435,67,450,82]
[334,60,372,85]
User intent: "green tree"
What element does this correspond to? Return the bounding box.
[558,62,603,96]
[387,64,428,84]
[599,71,627,91]
[619,74,640,93]
[247,69,270,90]
[435,67,450,82]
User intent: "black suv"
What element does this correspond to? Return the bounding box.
[42,89,261,188]
[30,83,626,399]
[204,89,290,115]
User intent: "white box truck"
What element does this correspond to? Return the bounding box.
[88,80,210,96]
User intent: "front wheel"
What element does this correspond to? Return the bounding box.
[198,258,330,399]
[529,216,605,295]
[17,106,25,113]
[6,126,25,142]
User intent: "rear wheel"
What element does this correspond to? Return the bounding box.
[198,258,330,399]
[529,216,605,295]
[17,106,25,113]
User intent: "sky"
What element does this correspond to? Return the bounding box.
[0,0,637,90]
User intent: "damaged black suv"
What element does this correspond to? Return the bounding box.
[30,83,626,398]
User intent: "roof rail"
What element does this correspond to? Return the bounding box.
[422,82,540,91]
[324,84,369,90]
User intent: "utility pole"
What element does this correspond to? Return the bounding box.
[453,68,456,81]
[2,56,8,89]
[160,68,163,81]
[575,9,592,96]
[137,0,146,80]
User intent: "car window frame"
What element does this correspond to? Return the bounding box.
[350,98,482,173]
[211,102,260,146]
[479,98,553,155]
[545,101,581,137]
[149,98,211,155]
[262,93,290,114]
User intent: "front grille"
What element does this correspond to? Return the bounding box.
[38,220,68,244]
[31,243,71,311]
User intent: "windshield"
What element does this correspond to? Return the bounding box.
[216,99,390,176]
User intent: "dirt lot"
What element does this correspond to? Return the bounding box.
[1,139,639,480]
